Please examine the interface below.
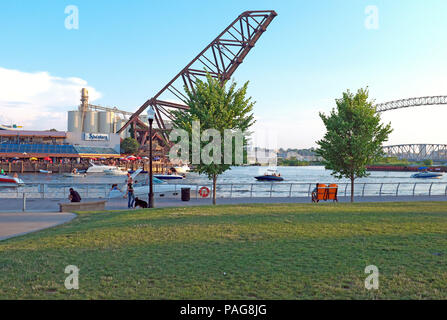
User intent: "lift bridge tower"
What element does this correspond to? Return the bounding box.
[116,10,277,147]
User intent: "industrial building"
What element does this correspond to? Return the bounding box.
[0,89,123,160]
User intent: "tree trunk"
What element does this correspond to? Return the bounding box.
[350,176,355,203]
[212,174,217,205]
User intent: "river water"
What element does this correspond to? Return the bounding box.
[16,165,447,185]
[8,166,447,198]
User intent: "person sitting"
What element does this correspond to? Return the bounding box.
[68,188,81,203]
[72,168,77,174]
[111,184,119,191]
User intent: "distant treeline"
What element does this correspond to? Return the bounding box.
[278,147,317,156]
[278,158,322,166]
[371,156,435,166]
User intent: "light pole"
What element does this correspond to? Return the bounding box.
[147,106,155,208]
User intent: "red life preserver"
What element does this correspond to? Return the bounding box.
[198,186,210,198]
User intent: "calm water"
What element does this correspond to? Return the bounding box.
[9,166,446,198]
[16,165,447,185]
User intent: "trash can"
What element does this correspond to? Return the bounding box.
[181,188,190,201]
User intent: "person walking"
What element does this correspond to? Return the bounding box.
[127,180,135,208]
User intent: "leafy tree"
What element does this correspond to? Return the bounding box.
[316,88,392,202]
[121,137,140,154]
[171,74,255,205]
[423,159,433,166]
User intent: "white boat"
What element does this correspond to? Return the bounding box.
[86,161,121,173]
[63,172,87,177]
[108,169,193,198]
[104,168,129,175]
[0,174,25,186]
[173,164,190,174]
[39,169,52,174]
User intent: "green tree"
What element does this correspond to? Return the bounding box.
[120,137,140,154]
[316,88,392,202]
[171,74,255,205]
[423,159,433,166]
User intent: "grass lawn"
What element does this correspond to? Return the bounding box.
[1,202,447,299]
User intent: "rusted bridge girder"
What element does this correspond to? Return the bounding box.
[117,10,277,145]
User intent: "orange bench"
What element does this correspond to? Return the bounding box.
[311,183,338,202]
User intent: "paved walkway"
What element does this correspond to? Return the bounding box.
[0,195,446,213]
[0,212,76,241]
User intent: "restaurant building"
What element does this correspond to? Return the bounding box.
[0,129,121,159]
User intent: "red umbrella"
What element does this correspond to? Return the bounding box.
[43,157,52,161]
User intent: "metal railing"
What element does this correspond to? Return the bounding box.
[1,182,447,200]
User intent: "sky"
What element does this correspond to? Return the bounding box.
[1,0,447,148]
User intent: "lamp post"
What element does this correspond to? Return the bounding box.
[147,106,155,208]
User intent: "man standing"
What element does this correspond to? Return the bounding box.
[127,180,135,208]
[69,188,81,203]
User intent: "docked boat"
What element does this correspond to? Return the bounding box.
[86,161,122,173]
[172,164,190,174]
[154,174,184,180]
[0,174,25,186]
[63,172,87,177]
[108,170,192,198]
[254,169,284,181]
[104,168,129,175]
[411,171,443,179]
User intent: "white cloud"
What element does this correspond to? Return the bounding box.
[0,67,101,130]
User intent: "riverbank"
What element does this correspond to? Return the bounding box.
[1,202,447,299]
[0,161,169,174]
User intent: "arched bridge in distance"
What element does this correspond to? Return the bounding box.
[376,96,447,161]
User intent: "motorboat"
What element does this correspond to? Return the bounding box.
[63,172,87,178]
[39,169,52,174]
[154,174,184,180]
[172,164,190,174]
[411,171,443,179]
[108,169,193,198]
[86,161,122,173]
[0,174,25,186]
[104,168,129,175]
[255,169,284,181]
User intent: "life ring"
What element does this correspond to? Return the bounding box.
[198,186,210,198]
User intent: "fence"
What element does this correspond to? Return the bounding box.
[1,182,446,200]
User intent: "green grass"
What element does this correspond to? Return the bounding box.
[1,202,447,299]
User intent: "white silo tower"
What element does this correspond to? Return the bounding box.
[67,111,81,132]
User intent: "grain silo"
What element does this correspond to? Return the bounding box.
[67,111,81,132]
[98,111,114,133]
[83,111,98,133]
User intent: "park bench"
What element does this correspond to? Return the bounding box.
[59,200,107,212]
[311,183,338,203]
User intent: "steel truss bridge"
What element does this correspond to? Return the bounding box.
[375,97,447,161]
[117,10,277,146]
[383,144,447,162]
[375,96,447,112]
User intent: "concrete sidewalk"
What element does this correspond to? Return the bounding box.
[0,212,76,241]
[0,195,446,213]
